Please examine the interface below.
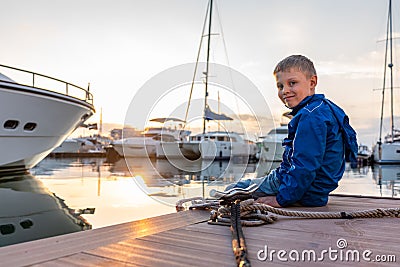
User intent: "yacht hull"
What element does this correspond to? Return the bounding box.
[156,142,201,160]
[258,125,288,162]
[260,140,285,162]
[158,138,253,160]
[0,82,94,173]
[372,142,400,164]
[113,138,157,158]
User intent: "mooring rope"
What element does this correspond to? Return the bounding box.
[230,201,251,267]
[176,197,400,267]
[176,197,400,226]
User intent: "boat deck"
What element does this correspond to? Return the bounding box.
[0,195,399,266]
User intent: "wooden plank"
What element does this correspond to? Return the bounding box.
[33,252,139,267]
[328,196,400,207]
[162,225,398,265]
[1,195,399,266]
[0,210,209,267]
[188,216,400,237]
[86,239,230,267]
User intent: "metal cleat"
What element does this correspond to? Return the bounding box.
[209,183,259,203]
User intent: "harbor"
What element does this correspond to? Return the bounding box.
[1,157,399,229]
[2,0,400,266]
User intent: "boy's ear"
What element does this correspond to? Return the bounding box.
[310,75,317,88]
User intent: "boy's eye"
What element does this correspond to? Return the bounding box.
[277,84,283,90]
[289,81,296,87]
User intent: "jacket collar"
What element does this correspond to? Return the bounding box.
[289,94,325,116]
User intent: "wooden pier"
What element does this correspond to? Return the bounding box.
[47,152,106,158]
[0,195,399,266]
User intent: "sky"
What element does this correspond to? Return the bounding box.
[1,0,399,145]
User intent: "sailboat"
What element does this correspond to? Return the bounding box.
[372,0,400,164]
[157,0,256,161]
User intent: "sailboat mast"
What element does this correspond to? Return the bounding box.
[203,0,213,134]
[378,0,392,151]
[379,8,390,145]
[99,107,103,136]
[389,0,395,142]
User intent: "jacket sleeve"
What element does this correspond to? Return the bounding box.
[276,113,327,206]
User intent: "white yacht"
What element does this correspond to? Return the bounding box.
[258,124,288,162]
[113,131,177,158]
[0,64,95,174]
[373,139,400,164]
[160,131,257,160]
[52,136,107,154]
[112,120,190,158]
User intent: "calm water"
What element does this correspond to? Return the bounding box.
[0,157,399,247]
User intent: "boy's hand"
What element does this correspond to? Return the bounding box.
[255,196,282,207]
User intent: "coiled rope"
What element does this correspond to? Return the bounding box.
[177,196,400,267]
[176,198,400,226]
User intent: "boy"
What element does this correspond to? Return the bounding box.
[225,55,358,207]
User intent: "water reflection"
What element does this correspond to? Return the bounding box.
[372,164,400,197]
[8,157,399,239]
[0,174,91,247]
[110,157,258,202]
[333,163,400,198]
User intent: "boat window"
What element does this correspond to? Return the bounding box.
[268,128,288,135]
[276,129,289,134]
[20,219,34,229]
[24,122,37,131]
[0,224,15,235]
[217,136,225,141]
[3,120,19,129]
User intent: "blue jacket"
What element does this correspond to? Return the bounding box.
[275,94,357,207]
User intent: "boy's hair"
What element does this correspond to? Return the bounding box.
[273,55,317,79]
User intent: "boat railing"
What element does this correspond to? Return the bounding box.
[0,64,93,105]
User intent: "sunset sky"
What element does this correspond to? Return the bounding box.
[1,0,399,145]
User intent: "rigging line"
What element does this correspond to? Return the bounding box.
[389,0,395,140]
[379,0,391,145]
[214,1,242,121]
[203,0,213,134]
[183,0,210,129]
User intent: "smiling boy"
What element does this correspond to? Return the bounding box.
[225,55,358,207]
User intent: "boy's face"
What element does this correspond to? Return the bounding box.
[275,68,317,108]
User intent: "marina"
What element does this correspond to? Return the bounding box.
[2,0,400,266]
[0,157,398,230]
[0,155,399,265]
